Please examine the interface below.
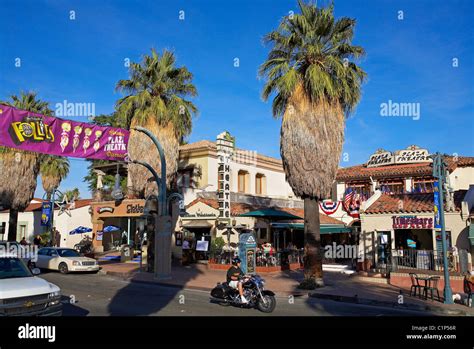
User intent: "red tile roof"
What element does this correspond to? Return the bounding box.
[186,197,344,225]
[364,190,467,214]
[0,199,93,213]
[336,156,474,181]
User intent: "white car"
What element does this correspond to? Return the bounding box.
[0,256,62,316]
[36,247,99,274]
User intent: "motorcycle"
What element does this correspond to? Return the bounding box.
[210,274,276,313]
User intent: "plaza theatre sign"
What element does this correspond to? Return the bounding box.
[367,145,432,168]
[216,131,234,221]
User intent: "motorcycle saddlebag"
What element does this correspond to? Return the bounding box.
[210,284,226,299]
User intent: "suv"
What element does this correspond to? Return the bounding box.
[0,256,62,316]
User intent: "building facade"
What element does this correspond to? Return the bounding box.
[317,145,474,273]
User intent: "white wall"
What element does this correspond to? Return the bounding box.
[450,167,474,191]
[0,205,92,248]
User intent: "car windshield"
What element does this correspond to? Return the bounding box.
[58,249,80,257]
[0,258,32,279]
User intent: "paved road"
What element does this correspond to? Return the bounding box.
[40,271,435,316]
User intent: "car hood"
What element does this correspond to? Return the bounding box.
[0,276,60,300]
[63,257,96,262]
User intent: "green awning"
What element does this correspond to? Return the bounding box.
[270,223,352,234]
[469,223,474,246]
[239,208,302,220]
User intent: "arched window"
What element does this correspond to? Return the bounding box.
[255,173,266,195]
[238,170,249,193]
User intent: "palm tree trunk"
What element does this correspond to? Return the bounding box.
[7,209,19,241]
[304,197,324,286]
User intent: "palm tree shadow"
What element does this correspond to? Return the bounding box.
[107,261,204,316]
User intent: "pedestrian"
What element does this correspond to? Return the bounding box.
[33,235,42,246]
[19,237,28,246]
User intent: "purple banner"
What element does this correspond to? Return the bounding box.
[0,104,129,161]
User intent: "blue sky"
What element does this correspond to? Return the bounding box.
[1,0,473,198]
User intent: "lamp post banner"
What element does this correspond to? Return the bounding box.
[0,104,129,161]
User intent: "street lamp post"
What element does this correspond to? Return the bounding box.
[130,126,171,280]
[42,188,64,246]
[432,152,454,304]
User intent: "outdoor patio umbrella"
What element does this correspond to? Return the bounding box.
[102,225,122,249]
[69,226,93,235]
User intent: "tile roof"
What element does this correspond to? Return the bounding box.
[336,156,474,181]
[0,199,93,213]
[364,190,467,214]
[186,197,344,225]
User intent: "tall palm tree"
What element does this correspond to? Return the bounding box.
[259,1,366,287]
[115,48,197,198]
[0,92,54,241]
[40,155,70,199]
[115,49,197,271]
[64,188,80,201]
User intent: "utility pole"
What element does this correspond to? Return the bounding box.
[432,152,454,304]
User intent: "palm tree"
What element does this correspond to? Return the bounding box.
[40,155,70,199]
[116,49,197,272]
[0,92,54,241]
[115,48,197,198]
[64,188,80,201]
[259,1,366,287]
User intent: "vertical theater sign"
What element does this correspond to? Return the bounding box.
[216,131,234,222]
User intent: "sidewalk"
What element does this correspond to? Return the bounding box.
[98,261,473,316]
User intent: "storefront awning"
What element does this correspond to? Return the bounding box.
[181,220,214,228]
[270,223,352,234]
[239,208,302,220]
[469,223,474,246]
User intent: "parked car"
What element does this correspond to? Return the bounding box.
[0,241,36,268]
[0,255,62,316]
[36,247,99,274]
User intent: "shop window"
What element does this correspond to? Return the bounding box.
[255,173,266,195]
[346,182,372,199]
[0,222,5,239]
[379,179,404,194]
[412,177,435,193]
[177,167,194,189]
[238,170,249,193]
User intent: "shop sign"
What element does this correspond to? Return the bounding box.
[367,146,432,168]
[182,212,217,219]
[126,204,144,214]
[392,215,433,229]
[97,206,114,214]
[217,131,234,221]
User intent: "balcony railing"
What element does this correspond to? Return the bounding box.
[388,249,461,273]
[209,249,304,267]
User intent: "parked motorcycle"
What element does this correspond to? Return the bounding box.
[210,274,276,313]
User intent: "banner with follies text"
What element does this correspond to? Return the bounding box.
[0,104,129,162]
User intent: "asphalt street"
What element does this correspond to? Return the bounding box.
[37,271,437,316]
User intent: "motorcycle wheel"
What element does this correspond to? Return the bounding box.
[257,295,276,313]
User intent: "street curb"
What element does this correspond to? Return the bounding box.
[308,292,468,316]
[99,269,307,297]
